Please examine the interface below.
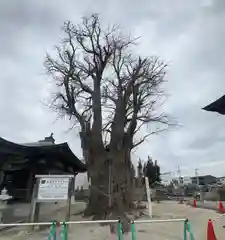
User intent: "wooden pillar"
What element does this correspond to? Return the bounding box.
[0,170,4,186]
[29,180,40,230]
[26,172,34,202]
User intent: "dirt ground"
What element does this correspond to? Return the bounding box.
[1,201,225,239]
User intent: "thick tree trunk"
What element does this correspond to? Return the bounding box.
[103,149,133,232]
[111,149,133,209]
[84,173,109,218]
[83,141,110,218]
[83,156,109,217]
[80,129,134,232]
[83,148,134,231]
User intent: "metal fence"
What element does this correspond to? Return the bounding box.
[0,218,195,240]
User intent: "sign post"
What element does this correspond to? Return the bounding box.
[29,175,74,228]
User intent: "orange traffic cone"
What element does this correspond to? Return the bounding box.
[207,219,217,240]
[193,199,197,208]
[218,201,225,213]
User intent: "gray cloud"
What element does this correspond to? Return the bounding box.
[0,0,225,186]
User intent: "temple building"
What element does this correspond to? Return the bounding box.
[203,95,225,201]
[0,133,86,202]
[203,95,225,114]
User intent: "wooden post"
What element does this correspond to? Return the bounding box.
[71,175,76,204]
[34,203,40,223]
[65,178,72,222]
[26,173,34,202]
[29,179,40,230]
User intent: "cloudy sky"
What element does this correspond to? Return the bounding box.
[1,0,225,185]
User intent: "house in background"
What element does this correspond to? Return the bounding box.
[191,175,217,185]
[216,176,225,185]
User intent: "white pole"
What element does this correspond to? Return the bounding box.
[177,166,181,185]
[0,219,119,227]
[134,218,186,224]
[195,168,199,186]
[0,218,188,227]
[145,177,152,218]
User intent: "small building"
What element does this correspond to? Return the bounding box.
[191,175,217,185]
[217,176,225,185]
[0,134,86,201]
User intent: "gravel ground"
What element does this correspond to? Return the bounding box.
[1,201,225,239]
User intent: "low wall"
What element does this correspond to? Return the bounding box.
[204,192,219,201]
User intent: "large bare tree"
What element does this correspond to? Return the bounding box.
[45,14,170,229]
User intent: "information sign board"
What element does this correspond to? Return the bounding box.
[37,177,70,201]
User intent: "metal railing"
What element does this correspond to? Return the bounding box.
[0,218,186,227]
[0,219,118,227]
[0,218,195,240]
[134,218,186,224]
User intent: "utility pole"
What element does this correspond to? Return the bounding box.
[177,166,181,185]
[195,168,203,201]
[195,168,199,186]
[177,166,184,203]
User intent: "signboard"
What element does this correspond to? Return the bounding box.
[37,176,70,201]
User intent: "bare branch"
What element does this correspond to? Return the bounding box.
[45,13,174,154]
